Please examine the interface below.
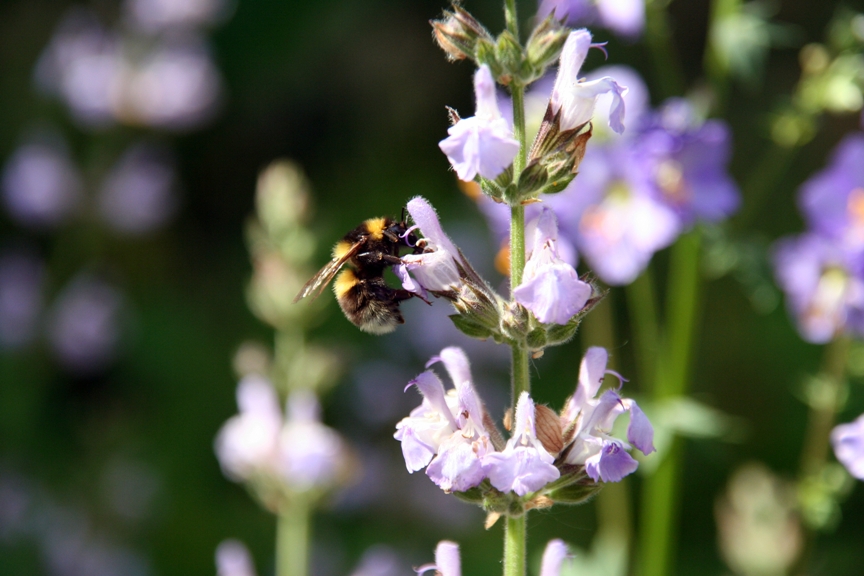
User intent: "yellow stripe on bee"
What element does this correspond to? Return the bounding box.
[334,269,357,298]
[364,217,387,240]
[332,240,353,259]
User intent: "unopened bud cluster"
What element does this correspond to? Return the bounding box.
[432,7,569,87]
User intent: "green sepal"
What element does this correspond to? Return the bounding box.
[449,314,494,340]
[452,486,484,505]
[526,327,548,349]
[548,481,603,505]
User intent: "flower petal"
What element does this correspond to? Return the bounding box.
[540,540,569,576]
[627,400,656,455]
[585,441,639,482]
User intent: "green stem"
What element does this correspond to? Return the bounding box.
[503,515,527,576]
[510,204,530,402]
[645,0,686,98]
[625,269,660,393]
[276,497,311,576]
[639,230,703,576]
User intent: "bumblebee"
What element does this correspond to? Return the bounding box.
[294,216,422,334]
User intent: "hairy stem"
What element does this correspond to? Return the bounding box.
[277,496,310,576]
[503,514,527,576]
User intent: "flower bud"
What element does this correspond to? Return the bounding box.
[548,480,603,505]
[534,404,564,455]
[520,112,593,199]
[431,5,494,62]
[525,15,569,81]
[494,30,523,86]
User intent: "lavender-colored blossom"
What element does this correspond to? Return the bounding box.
[124,0,233,32]
[35,10,222,130]
[394,347,492,492]
[540,540,570,576]
[278,390,347,490]
[98,143,178,235]
[348,545,406,576]
[216,539,257,576]
[0,252,45,349]
[831,413,864,480]
[484,392,560,495]
[47,275,125,374]
[417,541,461,576]
[513,208,591,324]
[562,347,654,482]
[216,377,348,491]
[550,30,627,134]
[635,99,740,226]
[567,147,681,285]
[772,233,864,343]
[539,0,645,39]
[399,196,465,293]
[439,65,519,181]
[1,140,82,229]
[798,133,864,251]
[214,375,283,481]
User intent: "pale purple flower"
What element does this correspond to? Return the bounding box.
[562,347,654,482]
[0,252,45,349]
[34,9,120,127]
[124,0,233,32]
[98,143,179,235]
[2,139,82,229]
[550,30,627,134]
[635,99,740,226]
[439,65,519,181]
[348,545,406,576]
[214,375,283,481]
[216,378,348,491]
[484,392,560,495]
[539,0,645,39]
[540,540,570,576]
[35,10,221,130]
[278,390,347,490]
[772,233,864,343]
[394,347,492,492]
[216,539,257,576]
[47,275,125,374]
[416,541,461,576]
[117,35,222,130]
[399,196,465,293]
[798,133,864,251]
[513,208,592,324]
[831,413,864,480]
[570,150,681,285]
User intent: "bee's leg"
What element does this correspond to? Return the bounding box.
[394,288,432,306]
[356,252,403,266]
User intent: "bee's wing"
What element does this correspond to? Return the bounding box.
[293,240,363,302]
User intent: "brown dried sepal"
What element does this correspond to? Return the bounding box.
[535,403,564,455]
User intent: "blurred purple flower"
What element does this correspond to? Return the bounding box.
[439,65,519,181]
[36,10,222,131]
[540,539,570,576]
[772,233,864,343]
[124,0,233,32]
[98,143,179,235]
[34,9,120,128]
[2,139,82,229]
[119,36,222,130]
[539,0,645,39]
[484,392,560,495]
[513,208,591,324]
[215,378,349,491]
[216,539,257,576]
[831,413,864,480]
[348,545,406,576]
[417,541,461,576]
[798,133,864,251]
[47,275,125,374]
[550,30,626,134]
[0,251,45,349]
[561,347,654,482]
[635,99,740,227]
